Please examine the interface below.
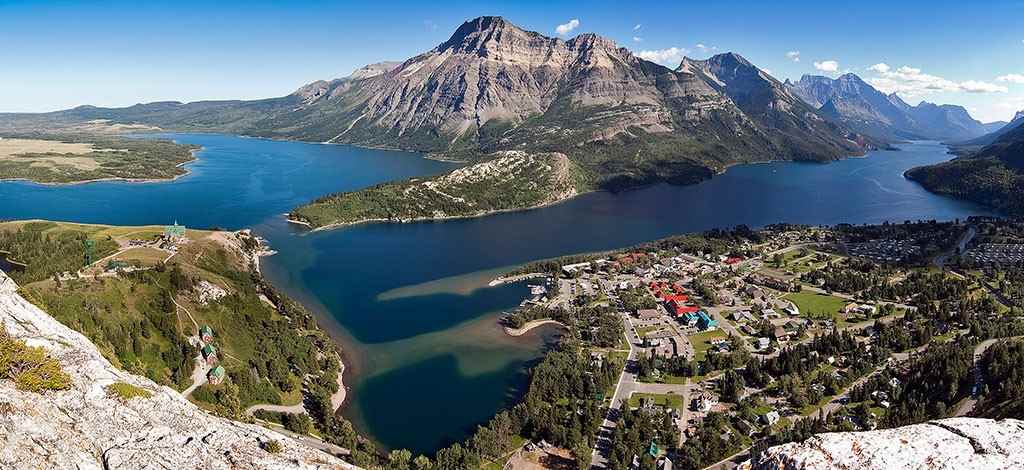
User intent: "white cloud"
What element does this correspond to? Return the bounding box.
[813,60,840,73]
[960,80,1009,93]
[867,64,1008,97]
[555,18,580,36]
[637,47,689,65]
[695,43,717,53]
[868,63,890,73]
[786,51,800,62]
[997,74,1024,84]
[632,36,643,43]
[634,23,642,31]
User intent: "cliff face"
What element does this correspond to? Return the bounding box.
[0,270,357,470]
[751,418,1024,470]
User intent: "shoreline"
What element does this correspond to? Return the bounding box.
[503,319,568,337]
[247,232,350,414]
[0,146,201,187]
[290,191,582,233]
[488,272,546,287]
[286,142,906,234]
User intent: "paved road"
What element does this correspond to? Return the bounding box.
[590,313,641,469]
[934,225,976,268]
[953,336,1023,417]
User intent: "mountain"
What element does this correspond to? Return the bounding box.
[1,16,865,200]
[906,118,1024,214]
[751,418,1024,469]
[788,74,988,141]
[907,101,988,141]
[789,74,918,140]
[1,269,357,469]
[959,110,1024,147]
[984,120,1009,133]
[678,54,864,160]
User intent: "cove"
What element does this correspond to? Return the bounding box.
[0,134,996,454]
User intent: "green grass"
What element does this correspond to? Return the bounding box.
[479,435,528,470]
[627,392,685,411]
[689,330,727,361]
[1,326,72,393]
[783,291,849,320]
[105,382,153,401]
[635,325,661,337]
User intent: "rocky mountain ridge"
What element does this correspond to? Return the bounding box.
[749,417,1024,469]
[0,268,356,469]
[788,73,988,141]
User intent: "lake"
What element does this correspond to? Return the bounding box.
[0,134,996,453]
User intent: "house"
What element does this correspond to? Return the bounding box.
[724,256,743,265]
[761,410,781,426]
[207,365,226,385]
[697,311,718,331]
[843,302,860,314]
[757,337,771,350]
[201,344,218,366]
[783,303,800,316]
[199,325,214,343]
[773,327,789,341]
[681,312,700,327]
[656,457,673,470]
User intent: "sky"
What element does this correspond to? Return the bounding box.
[2,0,1023,122]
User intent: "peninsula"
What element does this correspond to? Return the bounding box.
[0,133,197,184]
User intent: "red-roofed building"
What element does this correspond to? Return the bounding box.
[663,294,689,303]
[669,300,700,316]
[725,256,743,265]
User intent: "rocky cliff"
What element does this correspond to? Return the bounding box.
[750,418,1024,470]
[0,270,358,470]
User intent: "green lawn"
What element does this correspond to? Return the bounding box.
[627,392,685,411]
[636,325,661,337]
[689,330,727,361]
[783,291,849,320]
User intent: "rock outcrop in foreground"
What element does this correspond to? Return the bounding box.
[0,270,357,470]
[751,417,1024,470]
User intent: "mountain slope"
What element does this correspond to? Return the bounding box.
[788,74,988,141]
[1,268,357,469]
[789,74,918,140]
[906,119,1024,214]
[959,110,1024,147]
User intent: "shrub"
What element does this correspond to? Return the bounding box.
[262,439,283,454]
[105,382,153,401]
[0,327,72,393]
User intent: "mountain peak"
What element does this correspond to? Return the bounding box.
[708,52,753,67]
[440,16,532,52]
[836,72,864,82]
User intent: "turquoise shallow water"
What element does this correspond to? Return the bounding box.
[0,135,996,453]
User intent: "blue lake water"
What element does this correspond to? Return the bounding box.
[0,134,996,453]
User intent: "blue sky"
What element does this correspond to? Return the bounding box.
[2,0,1023,121]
